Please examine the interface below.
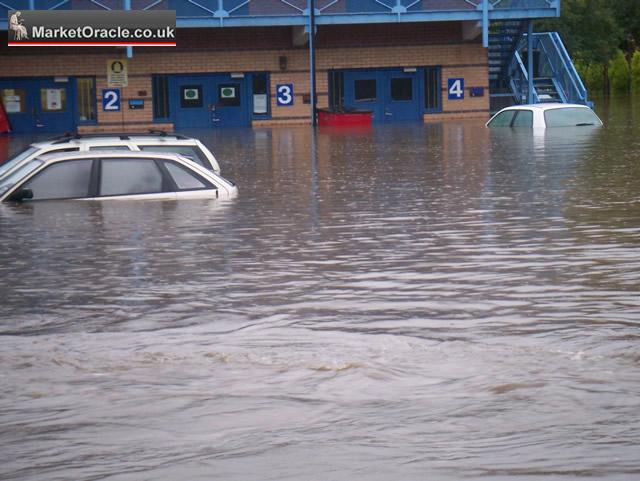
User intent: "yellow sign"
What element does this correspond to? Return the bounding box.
[107,59,128,87]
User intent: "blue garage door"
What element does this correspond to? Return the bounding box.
[0,78,75,133]
[342,69,422,123]
[170,74,250,129]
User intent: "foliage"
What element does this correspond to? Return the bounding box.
[582,63,605,93]
[539,0,623,66]
[609,50,630,94]
[632,51,640,94]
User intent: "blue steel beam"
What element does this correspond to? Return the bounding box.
[0,2,559,30]
[173,9,558,28]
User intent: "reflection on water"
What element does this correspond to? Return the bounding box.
[1,97,639,480]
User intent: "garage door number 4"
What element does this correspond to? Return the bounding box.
[448,78,464,100]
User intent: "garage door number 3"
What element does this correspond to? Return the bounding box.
[276,84,294,106]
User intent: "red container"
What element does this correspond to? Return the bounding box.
[317,109,373,127]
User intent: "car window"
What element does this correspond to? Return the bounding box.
[89,146,133,151]
[138,145,209,169]
[544,108,602,127]
[162,161,209,190]
[100,158,164,196]
[512,110,533,128]
[0,147,38,178]
[487,110,517,127]
[21,160,93,200]
[0,159,44,197]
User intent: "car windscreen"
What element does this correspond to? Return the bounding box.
[544,108,602,127]
[487,110,517,127]
[0,159,44,197]
[138,145,210,170]
[0,147,38,178]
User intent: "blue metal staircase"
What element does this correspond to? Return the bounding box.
[490,26,590,112]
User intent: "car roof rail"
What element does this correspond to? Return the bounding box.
[47,130,191,144]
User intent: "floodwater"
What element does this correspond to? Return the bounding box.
[1,97,639,481]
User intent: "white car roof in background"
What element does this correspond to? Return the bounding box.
[500,103,592,111]
[30,133,199,149]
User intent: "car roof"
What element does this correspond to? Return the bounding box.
[499,103,591,112]
[37,150,193,162]
[31,131,197,148]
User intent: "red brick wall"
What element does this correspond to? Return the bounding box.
[0,22,489,129]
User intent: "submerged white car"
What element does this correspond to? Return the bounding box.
[0,132,221,182]
[487,103,603,128]
[0,151,237,203]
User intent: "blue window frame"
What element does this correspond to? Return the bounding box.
[152,75,171,121]
[251,72,270,119]
[424,66,442,113]
[76,77,97,125]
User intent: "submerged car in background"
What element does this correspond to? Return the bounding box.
[486,103,603,129]
[0,151,237,203]
[0,132,221,182]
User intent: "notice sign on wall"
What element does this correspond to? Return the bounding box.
[107,59,128,87]
[3,90,22,113]
[46,89,62,110]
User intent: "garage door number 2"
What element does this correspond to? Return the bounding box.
[102,89,121,111]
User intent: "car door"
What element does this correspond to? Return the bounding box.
[15,159,93,201]
[97,157,176,200]
[158,159,219,200]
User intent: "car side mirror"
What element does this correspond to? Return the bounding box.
[9,188,34,202]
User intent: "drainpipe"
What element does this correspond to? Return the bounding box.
[527,20,534,104]
[124,0,132,58]
[482,0,489,48]
[309,0,317,126]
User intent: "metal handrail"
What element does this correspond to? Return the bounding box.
[525,32,587,105]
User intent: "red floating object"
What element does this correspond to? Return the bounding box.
[318,109,373,127]
[0,101,10,134]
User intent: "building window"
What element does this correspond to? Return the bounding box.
[354,79,376,102]
[252,73,269,115]
[1,88,26,113]
[390,78,412,101]
[40,88,66,112]
[218,83,241,107]
[76,77,96,123]
[153,75,170,119]
[328,71,344,110]
[180,85,203,108]
[424,66,441,112]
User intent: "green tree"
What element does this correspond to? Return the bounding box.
[609,50,630,94]
[557,0,622,66]
[612,0,640,59]
[631,51,640,94]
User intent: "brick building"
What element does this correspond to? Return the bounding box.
[0,1,564,133]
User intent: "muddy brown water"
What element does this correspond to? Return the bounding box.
[1,97,639,480]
